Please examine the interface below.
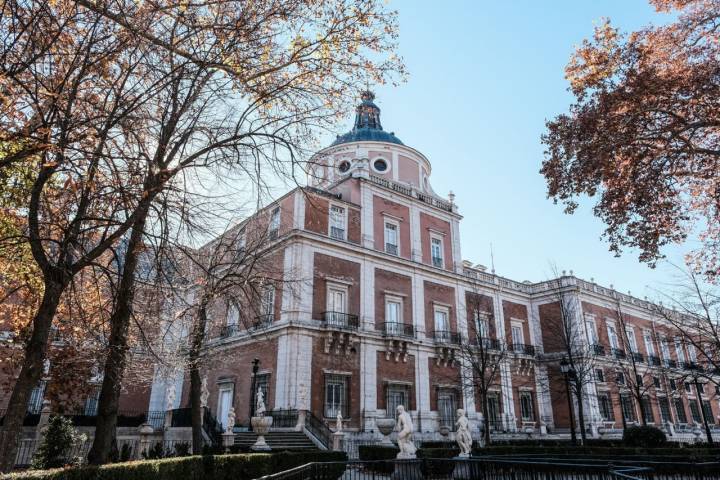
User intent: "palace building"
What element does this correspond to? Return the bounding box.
[3,91,719,454]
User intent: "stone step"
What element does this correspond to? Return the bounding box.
[233,431,317,450]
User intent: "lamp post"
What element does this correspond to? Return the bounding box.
[560,357,578,445]
[249,358,260,431]
[688,364,713,446]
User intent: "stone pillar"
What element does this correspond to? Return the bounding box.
[138,423,154,459]
[35,399,52,442]
[332,432,345,451]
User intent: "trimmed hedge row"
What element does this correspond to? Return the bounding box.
[1,451,348,480]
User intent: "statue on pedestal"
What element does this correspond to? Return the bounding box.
[335,412,343,433]
[256,389,266,417]
[165,383,176,411]
[395,405,417,459]
[200,376,209,409]
[455,409,472,457]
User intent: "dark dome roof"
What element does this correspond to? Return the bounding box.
[330,91,403,147]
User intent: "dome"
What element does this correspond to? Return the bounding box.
[330,91,403,147]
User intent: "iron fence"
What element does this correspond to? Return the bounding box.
[320,311,359,330]
[268,409,299,428]
[251,457,666,480]
[381,322,415,338]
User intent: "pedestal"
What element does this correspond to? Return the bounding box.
[332,432,344,451]
[295,410,306,432]
[222,431,235,452]
[138,423,154,459]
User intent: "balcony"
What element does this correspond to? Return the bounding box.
[220,324,241,338]
[252,314,274,329]
[612,348,626,360]
[432,330,461,345]
[631,352,644,363]
[647,355,661,366]
[330,227,346,241]
[476,337,502,351]
[591,344,606,356]
[432,256,443,268]
[382,322,414,339]
[665,359,677,368]
[321,311,359,331]
[385,243,398,256]
[510,343,536,356]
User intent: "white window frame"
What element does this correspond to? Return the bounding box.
[384,218,400,255]
[511,320,525,346]
[269,206,280,237]
[475,311,490,339]
[329,203,347,241]
[326,283,348,315]
[433,305,450,335]
[385,295,403,332]
[324,374,348,418]
[643,330,655,357]
[624,326,638,353]
[217,383,234,430]
[519,391,535,421]
[688,342,698,363]
[430,233,444,268]
[674,338,686,364]
[584,314,598,345]
[659,336,671,360]
[606,322,619,350]
[226,303,239,326]
[261,284,275,318]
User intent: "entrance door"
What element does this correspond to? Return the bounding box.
[218,386,233,429]
[438,390,456,430]
[487,394,501,431]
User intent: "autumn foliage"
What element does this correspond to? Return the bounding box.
[541,0,720,280]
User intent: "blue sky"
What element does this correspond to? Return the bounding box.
[348,1,686,296]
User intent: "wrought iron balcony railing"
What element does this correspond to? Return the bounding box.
[330,227,345,240]
[631,352,644,363]
[647,355,661,366]
[510,343,536,356]
[475,337,502,351]
[252,314,274,329]
[220,324,241,338]
[612,348,626,360]
[321,311,359,330]
[591,344,606,356]
[382,322,414,339]
[385,243,398,255]
[432,330,461,345]
[665,359,677,368]
[432,256,443,268]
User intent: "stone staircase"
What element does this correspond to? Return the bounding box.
[233,431,319,451]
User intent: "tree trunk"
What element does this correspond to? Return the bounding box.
[574,379,587,444]
[189,303,209,455]
[482,392,491,446]
[87,209,149,465]
[637,390,647,426]
[0,276,66,472]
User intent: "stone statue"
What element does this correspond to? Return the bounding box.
[395,405,417,458]
[335,412,343,433]
[226,407,236,433]
[477,413,486,448]
[200,377,209,409]
[455,409,472,457]
[165,383,176,411]
[256,389,266,417]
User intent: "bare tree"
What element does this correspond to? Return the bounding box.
[452,287,507,446]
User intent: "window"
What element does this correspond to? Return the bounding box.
[625,327,638,353]
[620,395,636,422]
[685,382,693,394]
[372,158,389,173]
[386,383,409,419]
[434,307,450,336]
[660,337,671,360]
[653,377,661,388]
[27,380,46,414]
[338,160,351,173]
[598,394,614,421]
[438,389,457,428]
[688,343,698,363]
[689,400,702,424]
[269,207,280,239]
[83,387,101,416]
[674,398,688,424]
[674,338,686,364]
[616,372,625,385]
[260,285,275,321]
[324,374,349,418]
[643,331,656,357]
[487,393,501,430]
[669,378,677,391]
[226,304,239,326]
[519,391,535,421]
[475,311,490,339]
[329,205,346,240]
[326,284,348,327]
[584,316,598,344]
[236,227,246,253]
[658,397,672,423]
[384,221,399,255]
[511,323,524,347]
[430,236,443,268]
[385,298,402,325]
[635,374,643,387]
[595,369,605,383]
[702,401,715,424]
[641,397,655,424]
[607,324,619,349]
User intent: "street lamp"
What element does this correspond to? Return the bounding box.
[560,357,578,445]
[249,358,260,431]
[688,364,713,446]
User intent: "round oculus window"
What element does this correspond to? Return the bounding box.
[373,158,389,173]
[338,160,351,173]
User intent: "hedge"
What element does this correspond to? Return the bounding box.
[1,451,348,480]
